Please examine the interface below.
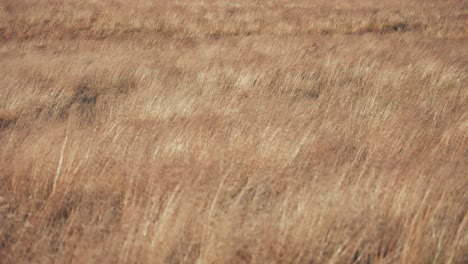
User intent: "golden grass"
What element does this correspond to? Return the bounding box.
[0,0,467,263]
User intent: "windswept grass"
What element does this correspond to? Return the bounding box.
[0,0,467,263]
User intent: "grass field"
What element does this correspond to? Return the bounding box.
[0,0,467,263]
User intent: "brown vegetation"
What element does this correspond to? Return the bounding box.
[0,0,467,263]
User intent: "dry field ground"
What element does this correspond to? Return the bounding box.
[0,0,467,263]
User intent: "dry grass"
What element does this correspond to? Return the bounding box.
[0,0,467,263]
